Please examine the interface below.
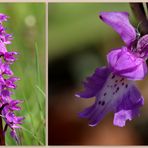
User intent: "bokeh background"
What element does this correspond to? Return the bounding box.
[49,3,148,145]
[0,3,46,145]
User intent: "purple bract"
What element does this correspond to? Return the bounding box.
[0,13,24,143]
[75,12,148,127]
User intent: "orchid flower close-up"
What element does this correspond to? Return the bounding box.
[75,12,148,127]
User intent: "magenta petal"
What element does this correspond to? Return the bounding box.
[6,112,14,123]
[4,52,18,62]
[107,47,147,80]
[13,116,24,124]
[5,77,20,89]
[75,66,110,98]
[10,130,19,144]
[1,89,10,98]
[99,12,136,46]
[9,100,23,111]
[0,41,7,55]
[0,13,8,22]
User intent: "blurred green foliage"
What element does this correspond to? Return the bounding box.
[0,3,45,145]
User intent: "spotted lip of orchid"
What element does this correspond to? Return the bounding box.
[75,12,146,127]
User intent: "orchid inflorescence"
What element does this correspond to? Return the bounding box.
[76,12,148,127]
[0,13,24,143]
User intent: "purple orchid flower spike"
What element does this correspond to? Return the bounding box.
[75,11,148,127]
[0,13,24,144]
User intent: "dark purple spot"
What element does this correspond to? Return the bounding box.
[116,87,119,92]
[125,84,128,88]
[98,101,101,105]
[115,80,118,83]
[102,101,105,106]
[120,78,124,82]
[103,92,107,96]
[113,92,115,95]
[99,15,103,19]
[122,82,124,85]
[112,75,115,79]
[114,84,117,87]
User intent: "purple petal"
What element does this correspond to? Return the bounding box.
[79,103,96,118]
[10,130,16,138]
[99,12,136,46]
[116,85,144,111]
[0,75,5,85]
[3,34,13,44]
[113,85,144,127]
[7,77,20,83]
[2,64,13,76]
[137,34,148,58]
[79,101,111,127]
[6,112,14,122]
[9,100,23,111]
[5,77,20,89]
[78,73,125,126]
[0,41,7,55]
[4,52,18,62]
[10,100,23,106]
[13,116,24,124]
[0,60,13,76]
[11,125,20,129]
[113,109,140,127]
[75,66,110,98]
[88,103,112,127]
[107,46,147,80]
[0,23,13,44]
[0,14,8,22]
[1,89,10,97]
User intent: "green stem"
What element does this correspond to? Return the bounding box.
[130,3,148,35]
[0,115,5,145]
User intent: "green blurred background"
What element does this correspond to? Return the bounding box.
[0,3,45,145]
[49,3,148,145]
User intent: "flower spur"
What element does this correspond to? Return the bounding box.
[75,12,148,127]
